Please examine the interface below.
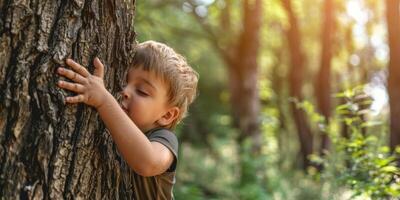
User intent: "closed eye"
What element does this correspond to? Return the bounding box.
[136,89,149,97]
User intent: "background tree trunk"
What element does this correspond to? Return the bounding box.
[0,0,137,199]
[386,0,400,151]
[282,0,314,169]
[189,0,262,153]
[188,0,263,185]
[315,0,334,157]
[228,0,262,186]
[229,0,262,155]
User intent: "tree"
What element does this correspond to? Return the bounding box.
[192,0,263,186]
[226,0,263,154]
[281,0,314,169]
[315,0,335,156]
[0,0,137,198]
[188,0,263,154]
[386,0,400,151]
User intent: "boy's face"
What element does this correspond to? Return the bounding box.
[120,68,176,132]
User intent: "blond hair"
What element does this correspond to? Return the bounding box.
[131,41,199,129]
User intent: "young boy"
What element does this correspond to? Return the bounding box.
[56,41,198,199]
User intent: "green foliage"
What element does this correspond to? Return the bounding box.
[237,139,269,200]
[238,183,269,200]
[307,86,400,200]
[134,1,395,199]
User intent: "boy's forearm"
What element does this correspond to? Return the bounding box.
[96,92,155,172]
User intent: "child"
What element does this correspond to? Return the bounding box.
[56,41,199,199]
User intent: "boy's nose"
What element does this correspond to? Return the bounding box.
[121,90,130,100]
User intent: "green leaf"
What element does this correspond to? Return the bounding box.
[381,166,399,173]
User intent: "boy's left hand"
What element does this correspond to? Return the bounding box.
[57,58,109,109]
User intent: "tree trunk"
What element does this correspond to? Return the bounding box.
[386,0,400,151]
[229,0,262,154]
[315,0,334,157]
[225,0,263,188]
[187,0,263,188]
[0,0,137,199]
[282,0,314,169]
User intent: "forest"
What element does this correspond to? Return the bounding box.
[135,0,400,199]
[0,0,399,199]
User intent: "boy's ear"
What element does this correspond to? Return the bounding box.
[157,107,180,127]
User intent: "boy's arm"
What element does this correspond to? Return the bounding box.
[57,58,174,177]
[97,92,174,176]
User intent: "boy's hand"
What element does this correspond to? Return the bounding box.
[57,58,109,109]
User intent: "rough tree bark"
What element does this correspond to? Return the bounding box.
[386,0,400,151]
[0,0,137,199]
[282,0,314,169]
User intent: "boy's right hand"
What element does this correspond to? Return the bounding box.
[57,58,111,110]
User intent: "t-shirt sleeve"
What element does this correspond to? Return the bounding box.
[148,129,179,172]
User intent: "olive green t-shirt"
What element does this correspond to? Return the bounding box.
[132,128,178,200]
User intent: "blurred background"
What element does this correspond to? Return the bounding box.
[135,0,400,199]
